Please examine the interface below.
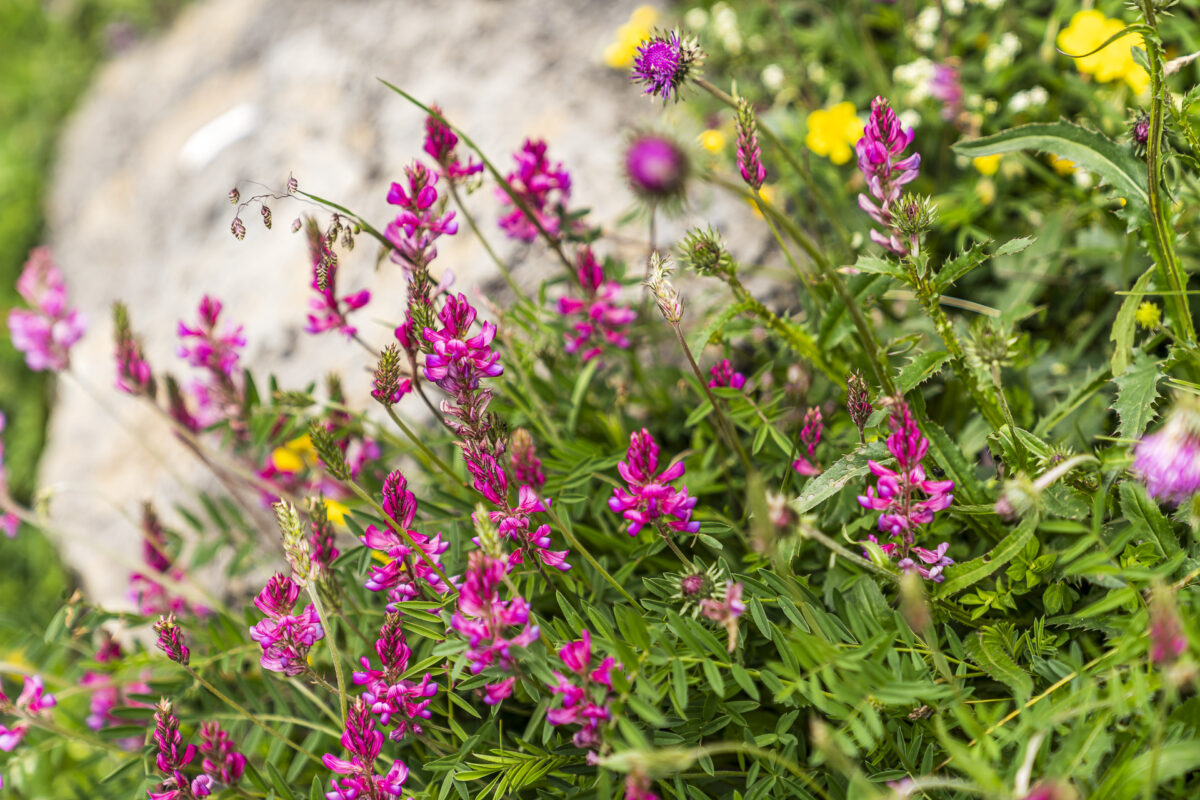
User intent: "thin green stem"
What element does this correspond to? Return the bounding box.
[541,503,637,605]
[343,477,456,593]
[383,404,461,484]
[446,179,532,303]
[306,582,348,724]
[725,271,840,382]
[750,189,807,282]
[667,319,752,472]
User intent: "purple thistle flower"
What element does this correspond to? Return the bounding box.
[247,573,324,676]
[386,161,459,271]
[360,471,450,604]
[557,246,636,362]
[1133,401,1200,506]
[630,29,704,104]
[198,721,246,788]
[857,402,954,581]
[351,613,438,741]
[322,698,414,800]
[154,615,191,666]
[736,98,766,190]
[856,96,921,255]
[708,358,746,390]
[7,247,86,372]
[545,629,620,751]
[449,551,540,702]
[624,133,689,203]
[608,429,699,537]
[304,217,370,338]
[792,407,823,476]
[497,139,572,242]
[424,105,483,182]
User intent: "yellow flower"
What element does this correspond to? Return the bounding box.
[324,498,349,526]
[1057,10,1149,93]
[972,154,1002,176]
[604,5,659,69]
[270,433,316,474]
[1049,155,1076,176]
[698,128,726,153]
[805,102,863,165]
[1135,301,1162,330]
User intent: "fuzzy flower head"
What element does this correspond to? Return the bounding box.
[497,139,572,242]
[1134,396,1200,506]
[630,29,704,104]
[609,428,699,537]
[624,132,689,205]
[7,247,87,372]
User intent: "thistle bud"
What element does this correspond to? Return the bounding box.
[153,615,190,665]
[624,132,689,206]
[678,226,733,277]
[644,252,684,323]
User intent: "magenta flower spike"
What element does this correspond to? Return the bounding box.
[708,358,746,390]
[386,160,459,271]
[736,98,766,190]
[322,699,414,800]
[509,429,546,490]
[247,573,324,675]
[609,429,699,537]
[150,698,198,800]
[351,613,438,741]
[360,471,450,605]
[791,407,823,476]
[303,218,370,338]
[557,246,636,362]
[198,721,246,788]
[855,96,921,255]
[497,139,572,242]
[7,247,86,372]
[545,629,620,751]
[424,105,483,182]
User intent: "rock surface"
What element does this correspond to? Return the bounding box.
[41,0,767,606]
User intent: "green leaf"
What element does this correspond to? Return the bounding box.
[1111,352,1163,441]
[850,253,906,280]
[1120,481,1181,559]
[702,659,726,696]
[964,630,1032,702]
[689,299,750,355]
[566,358,599,434]
[794,441,888,514]
[1110,266,1156,375]
[933,236,1035,292]
[934,516,1038,599]
[897,350,950,394]
[952,122,1149,213]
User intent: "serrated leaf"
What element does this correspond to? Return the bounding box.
[934,516,1038,599]
[897,351,950,394]
[964,630,1032,702]
[953,122,1149,213]
[1120,481,1181,559]
[1110,266,1156,375]
[933,236,1036,293]
[1111,352,1162,440]
[689,299,750,355]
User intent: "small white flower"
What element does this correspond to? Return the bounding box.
[761,63,785,92]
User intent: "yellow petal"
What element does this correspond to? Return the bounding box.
[324,499,349,526]
[271,446,305,474]
[972,154,1001,176]
[699,129,726,153]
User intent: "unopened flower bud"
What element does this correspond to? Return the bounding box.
[309,421,350,482]
[154,615,190,665]
[678,226,732,276]
[286,175,298,195]
[274,500,313,584]
[735,97,766,190]
[228,187,240,204]
[231,216,246,240]
[644,252,684,323]
[846,371,873,440]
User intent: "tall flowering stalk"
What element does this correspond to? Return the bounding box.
[352,613,438,740]
[557,246,636,362]
[129,503,203,616]
[449,551,540,704]
[6,247,86,372]
[247,573,325,676]
[322,698,414,800]
[114,301,155,396]
[857,402,955,582]
[497,139,572,242]
[546,630,620,752]
[304,217,371,337]
[856,96,921,255]
[791,407,824,477]
[176,295,246,428]
[360,471,450,605]
[735,98,766,190]
[150,698,207,800]
[197,722,246,791]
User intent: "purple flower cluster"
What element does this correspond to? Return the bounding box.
[557,246,636,362]
[177,295,246,428]
[154,615,191,665]
[708,358,746,390]
[424,106,483,182]
[791,407,823,477]
[609,429,699,537]
[449,551,540,704]
[322,699,414,800]
[856,96,921,255]
[352,613,438,741]
[423,293,569,569]
[197,722,246,791]
[0,412,18,538]
[497,139,572,242]
[631,30,702,104]
[6,247,86,372]
[546,630,619,751]
[1134,406,1200,506]
[304,218,371,337]
[248,573,325,676]
[361,470,449,605]
[858,402,954,582]
[129,503,204,616]
[149,699,210,800]
[736,99,766,190]
[386,161,459,271]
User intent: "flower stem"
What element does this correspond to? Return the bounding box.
[667,319,752,473]
[383,404,461,484]
[446,179,531,303]
[306,582,348,725]
[541,503,636,605]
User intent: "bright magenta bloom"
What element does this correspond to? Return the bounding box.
[424,106,483,181]
[791,407,823,476]
[322,699,413,800]
[856,97,921,255]
[708,358,746,390]
[497,139,571,242]
[7,247,86,372]
[304,218,370,337]
[609,429,699,536]
[352,613,438,741]
[386,161,458,270]
[361,471,450,604]
[177,295,246,427]
[449,552,540,703]
[248,573,325,676]
[198,721,246,789]
[557,246,636,362]
[546,629,620,750]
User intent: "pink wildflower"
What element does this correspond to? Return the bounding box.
[386,161,458,271]
[424,106,483,181]
[198,721,246,789]
[631,30,703,104]
[546,630,620,751]
[856,97,921,255]
[247,573,325,676]
[791,407,823,476]
[609,429,699,537]
[304,218,370,337]
[557,246,636,362]
[497,139,571,242]
[176,296,246,428]
[352,613,438,741]
[322,699,414,800]
[361,471,450,604]
[7,247,86,372]
[1134,402,1200,506]
[929,61,963,122]
[509,428,546,490]
[449,552,540,703]
[708,358,746,390]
